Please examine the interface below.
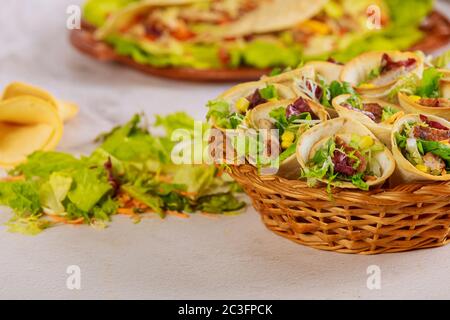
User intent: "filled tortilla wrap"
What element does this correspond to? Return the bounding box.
[247,97,329,179]
[391,114,450,184]
[340,51,424,98]
[397,68,450,120]
[290,61,344,118]
[297,117,395,189]
[207,81,296,130]
[332,94,404,146]
[260,65,315,88]
[96,0,327,40]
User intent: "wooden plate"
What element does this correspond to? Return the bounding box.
[70,11,450,82]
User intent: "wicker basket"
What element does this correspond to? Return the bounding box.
[230,164,450,255]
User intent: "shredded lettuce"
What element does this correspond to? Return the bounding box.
[241,40,302,69]
[259,85,278,100]
[332,0,432,62]
[416,68,443,98]
[0,113,245,235]
[433,50,450,68]
[381,106,399,122]
[83,0,138,27]
[206,100,243,129]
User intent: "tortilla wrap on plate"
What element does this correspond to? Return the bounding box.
[248,97,329,179]
[398,68,450,120]
[340,51,424,98]
[332,94,404,147]
[83,0,432,73]
[391,114,450,184]
[297,117,395,189]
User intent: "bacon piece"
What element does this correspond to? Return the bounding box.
[420,115,449,130]
[419,98,450,108]
[362,103,383,123]
[341,103,378,122]
[332,137,367,176]
[380,53,416,74]
[413,126,450,141]
[286,97,318,120]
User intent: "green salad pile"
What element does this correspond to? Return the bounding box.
[0,113,245,235]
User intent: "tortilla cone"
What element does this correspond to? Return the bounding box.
[398,80,450,120]
[249,98,329,179]
[220,0,327,38]
[96,0,206,39]
[219,82,296,108]
[260,65,315,87]
[332,94,404,147]
[297,117,395,189]
[391,114,450,184]
[340,51,424,98]
[0,96,63,168]
[97,0,326,41]
[304,61,343,84]
[438,69,450,81]
[2,82,79,122]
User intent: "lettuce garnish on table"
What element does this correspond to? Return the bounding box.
[0,113,245,235]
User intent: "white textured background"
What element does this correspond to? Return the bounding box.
[0,0,449,300]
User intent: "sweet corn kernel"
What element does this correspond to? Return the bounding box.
[236,97,250,113]
[281,131,295,143]
[409,95,422,103]
[282,140,293,150]
[358,83,376,89]
[299,20,331,35]
[416,164,429,173]
[359,136,374,149]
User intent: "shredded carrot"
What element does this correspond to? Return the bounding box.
[49,215,84,225]
[118,208,136,216]
[157,175,173,183]
[1,175,25,182]
[167,211,190,219]
[201,212,220,219]
[66,217,85,225]
[178,191,198,197]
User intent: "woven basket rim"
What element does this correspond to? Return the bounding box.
[231,164,450,190]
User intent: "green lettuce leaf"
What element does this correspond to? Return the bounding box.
[67,168,112,212]
[14,151,82,179]
[195,193,245,214]
[0,181,41,216]
[242,40,301,69]
[39,173,73,214]
[416,68,443,98]
[433,50,450,68]
[83,0,138,27]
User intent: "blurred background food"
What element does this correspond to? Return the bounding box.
[73,0,448,79]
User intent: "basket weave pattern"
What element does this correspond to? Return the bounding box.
[230,165,450,254]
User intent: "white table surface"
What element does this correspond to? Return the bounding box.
[0,0,449,300]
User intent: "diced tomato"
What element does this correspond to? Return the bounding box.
[171,27,196,41]
[218,47,231,65]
